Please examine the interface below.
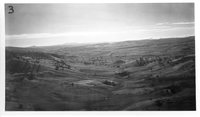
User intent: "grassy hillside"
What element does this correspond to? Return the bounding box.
[6,36,195,110]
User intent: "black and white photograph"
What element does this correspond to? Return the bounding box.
[4,3,196,111]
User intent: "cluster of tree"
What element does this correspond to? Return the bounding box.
[112,60,125,68]
[102,80,117,86]
[115,71,130,77]
[136,56,173,66]
[54,60,71,70]
[81,56,108,66]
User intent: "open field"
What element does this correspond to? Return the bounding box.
[6,36,195,110]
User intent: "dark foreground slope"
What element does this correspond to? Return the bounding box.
[6,36,195,110]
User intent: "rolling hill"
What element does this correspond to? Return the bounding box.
[6,36,195,110]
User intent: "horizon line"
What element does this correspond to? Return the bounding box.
[6,35,195,48]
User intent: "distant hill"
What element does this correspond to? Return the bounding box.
[6,36,195,59]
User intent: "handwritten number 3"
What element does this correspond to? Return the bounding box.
[8,6,14,14]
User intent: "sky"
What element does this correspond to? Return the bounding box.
[5,3,194,47]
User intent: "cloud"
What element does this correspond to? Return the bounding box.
[172,22,194,25]
[156,21,194,26]
[6,24,194,41]
[6,22,194,47]
[156,22,170,26]
[6,21,194,41]
[6,32,114,40]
